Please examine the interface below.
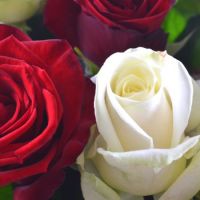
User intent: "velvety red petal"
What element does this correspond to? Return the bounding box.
[0,25,31,41]
[55,78,95,169]
[14,89,60,160]
[44,0,80,46]
[0,36,45,67]
[92,0,139,21]
[24,40,85,145]
[76,12,167,65]
[75,0,122,28]
[120,11,169,32]
[0,143,57,185]
[0,109,36,148]
[12,79,95,200]
[0,143,27,166]
[13,170,65,200]
[75,0,172,32]
[0,68,24,133]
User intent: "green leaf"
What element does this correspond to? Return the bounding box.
[0,185,13,200]
[163,8,187,43]
[163,0,200,43]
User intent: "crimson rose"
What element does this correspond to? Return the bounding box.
[44,0,174,65]
[0,25,95,200]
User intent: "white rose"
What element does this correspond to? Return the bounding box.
[0,0,44,24]
[78,47,200,200]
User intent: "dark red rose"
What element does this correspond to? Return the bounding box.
[0,25,95,200]
[44,0,174,65]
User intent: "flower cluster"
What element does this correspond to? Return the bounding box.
[0,1,200,200]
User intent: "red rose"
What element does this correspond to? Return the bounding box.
[44,0,174,65]
[0,25,95,200]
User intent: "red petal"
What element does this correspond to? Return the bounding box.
[14,170,65,200]
[76,12,167,65]
[0,143,57,185]
[0,36,45,67]
[0,25,31,41]
[14,89,60,160]
[24,40,85,145]
[44,0,80,46]
[56,78,95,168]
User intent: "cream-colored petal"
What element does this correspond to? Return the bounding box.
[97,136,199,170]
[159,151,200,200]
[93,136,200,196]
[162,56,193,146]
[95,54,125,152]
[81,171,120,200]
[93,150,185,196]
[95,52,155,151]
[186,79,200,133]
[116,88,172,149]
[106,84,153,150]
[120,192,144,200]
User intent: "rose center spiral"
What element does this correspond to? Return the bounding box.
[111,64,160,101]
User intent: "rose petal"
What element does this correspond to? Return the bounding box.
[77,12,166,65]
[24,40,84,144]
[159,150,200,200]
[162,55,193,146]
[81,171,120,200]
[115,89,172,149]
[96,51,157,151]
[186,79,200,133]
[14,170,65,200]
[55,78,95,169]
[95,136,200,195]
[0,143,57,185]
[14,89,60,160]
[98,136,199,170]
[0,36,45,67]
[0,25,31,41]
[75,0,122,28]
[44,0,80,46]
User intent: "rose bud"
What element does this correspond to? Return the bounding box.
[44,0,175,65]
[0,25,95,200]
[78,47,200,200]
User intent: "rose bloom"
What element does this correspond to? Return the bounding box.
[44,0,174,65]
[0,25,94,200]
[0,0,44,24]
[78,48,200,200]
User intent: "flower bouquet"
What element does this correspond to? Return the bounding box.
[0,0,200,200]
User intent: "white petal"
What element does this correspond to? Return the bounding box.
[116,88,172,148]
[95,52,155,151]
[120,192,144,200]
[81,172,120,200]
[159,150,200,200]
[186,79,200,133]
[93,136,200,195]
[93,150,185,196]
[106,84,153,150]
[162,55,193,146]
[95,53,125,151]
[98,136,199,170]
